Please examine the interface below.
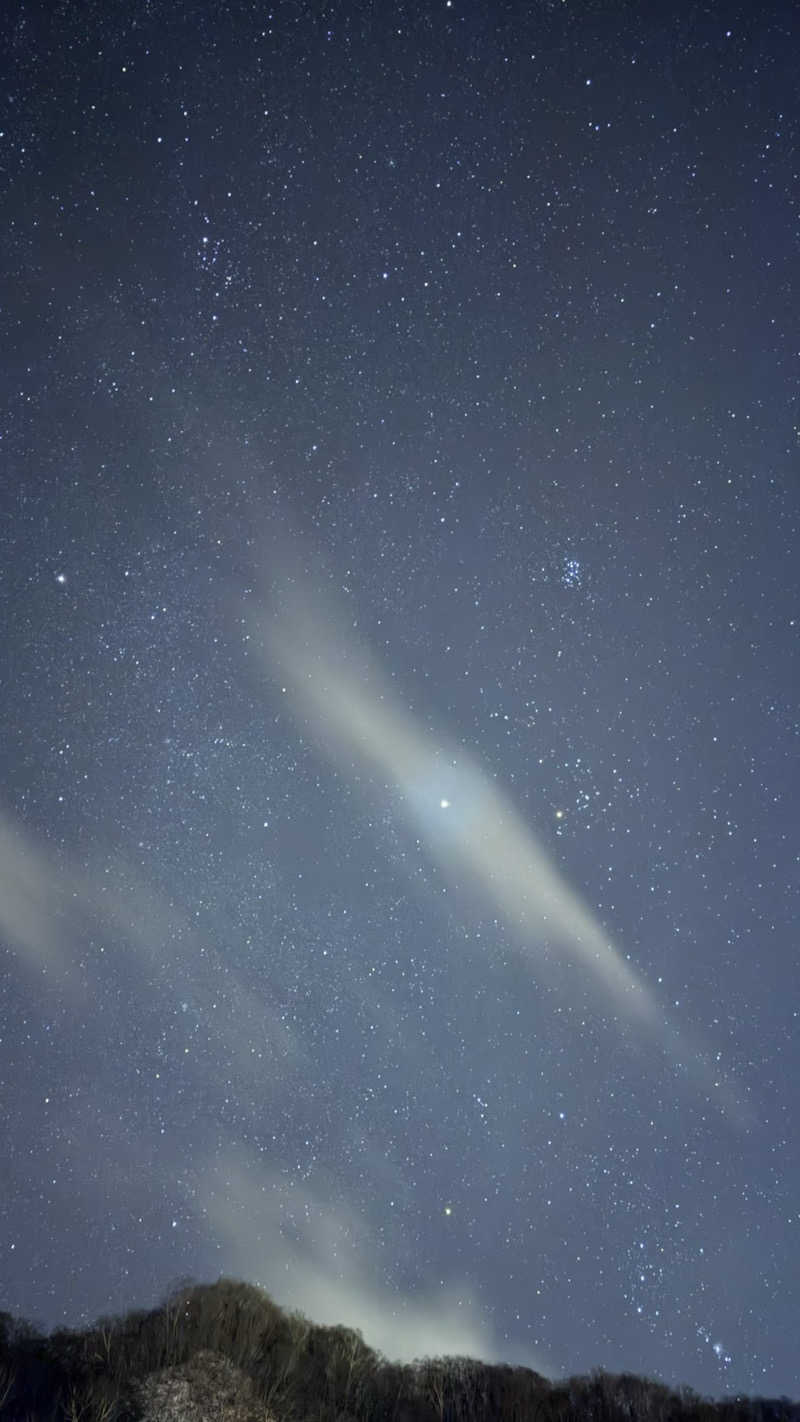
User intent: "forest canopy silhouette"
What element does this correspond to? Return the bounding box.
[0,1277,797,1422]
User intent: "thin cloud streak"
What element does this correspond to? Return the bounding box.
[256,585,656,1022]
[252,570,752,1124]
[0,806,303,1099]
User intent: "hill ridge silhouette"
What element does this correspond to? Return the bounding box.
[1,1277,796,1421]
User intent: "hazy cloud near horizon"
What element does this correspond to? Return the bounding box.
[199,1145,551,1371]
[0,791,541,1366]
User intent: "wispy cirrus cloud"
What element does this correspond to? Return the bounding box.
[248,553,752,1126]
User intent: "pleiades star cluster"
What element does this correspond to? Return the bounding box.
[1,0,798,1399]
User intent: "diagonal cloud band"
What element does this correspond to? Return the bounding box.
[251,567,752,1126]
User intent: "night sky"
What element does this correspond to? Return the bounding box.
[2,0,799,1401]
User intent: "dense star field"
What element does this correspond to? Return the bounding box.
[1,0,798,1401]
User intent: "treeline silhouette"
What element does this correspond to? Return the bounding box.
[0,1277,796,1422]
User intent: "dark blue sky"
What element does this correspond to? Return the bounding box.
[1,0,798,1399]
